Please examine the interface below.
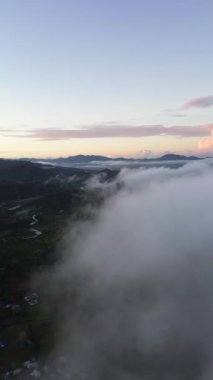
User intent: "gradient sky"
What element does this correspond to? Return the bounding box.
[0,0,213,158]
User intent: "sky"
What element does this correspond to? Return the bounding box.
[0,0,213,158]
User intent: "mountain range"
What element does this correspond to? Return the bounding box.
[28,153,202,165]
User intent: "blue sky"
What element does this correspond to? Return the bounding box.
[0,0,213,157]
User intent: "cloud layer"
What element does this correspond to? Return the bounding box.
[10,123,213,141]
[40,161,213,379]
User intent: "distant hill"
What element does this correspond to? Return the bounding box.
[0,159,118,201]
[0,158,119,181]
[157,154,201,161]
[0,153,202,184]
[25,153,203,166]
[0,159,102,182]
[49,155,109,164]
[0,155,203,201]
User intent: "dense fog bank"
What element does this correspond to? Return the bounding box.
[43,161,213,380]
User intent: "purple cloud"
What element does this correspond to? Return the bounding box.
[11,123,213,141]
[181,95,213,109]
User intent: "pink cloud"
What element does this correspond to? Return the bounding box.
[10,123,213,141]
[181,95,213,110]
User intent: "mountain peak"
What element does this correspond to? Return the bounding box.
[158,154,200,161]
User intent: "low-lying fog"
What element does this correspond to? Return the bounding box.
[37,158,189,170]
[40,161,213,379]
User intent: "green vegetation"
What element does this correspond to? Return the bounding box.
[0,160,111,376]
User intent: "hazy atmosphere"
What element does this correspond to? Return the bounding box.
[0,1,213,379]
